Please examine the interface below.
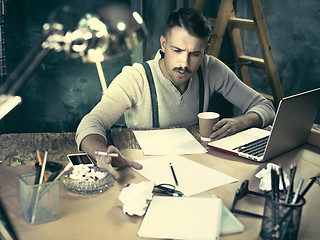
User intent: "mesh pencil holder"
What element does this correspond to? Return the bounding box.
[260,191,306,240]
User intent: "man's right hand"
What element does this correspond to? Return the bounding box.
[95,145,143,180]
[80,134,143,180]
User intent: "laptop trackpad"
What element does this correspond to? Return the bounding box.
[208,128,270,151]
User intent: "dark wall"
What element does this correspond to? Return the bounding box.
[236,0,320,122]
[1,0,320,134]
[2,0,133,133]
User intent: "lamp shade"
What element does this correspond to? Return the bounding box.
[65,3,148,62]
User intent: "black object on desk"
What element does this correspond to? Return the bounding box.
[34,161,63,184]
[169,163,179,186]
[153,184,183,197]
[231,179,266,218]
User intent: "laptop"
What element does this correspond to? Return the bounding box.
[208,88,320,162]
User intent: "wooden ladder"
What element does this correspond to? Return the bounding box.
[193,0,283,107]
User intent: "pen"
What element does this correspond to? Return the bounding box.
[271,166,276,200]
[169,163,179,186]
[279,164,287,194]
[297,173,320,202]
[291,178,304,204]
[52,162,73,182]
[94,151,119,157]
[39,162,73,199]
[275,168,280,203]
[31,151,48,224]
[279,178,306,228]
[285,163,297,203]
[37,150,57,214]
[271,167,280,227]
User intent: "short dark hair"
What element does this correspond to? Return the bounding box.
[165,8,212,42]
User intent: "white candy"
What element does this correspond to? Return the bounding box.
[69,165,106,181]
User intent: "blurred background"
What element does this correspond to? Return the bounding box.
[1,0,319,134]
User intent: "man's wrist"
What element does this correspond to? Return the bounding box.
[242,112,263,129]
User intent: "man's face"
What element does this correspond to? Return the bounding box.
[160,26,208,92]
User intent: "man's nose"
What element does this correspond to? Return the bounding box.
[179,52,190,69]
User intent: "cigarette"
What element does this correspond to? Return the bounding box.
[94,151,119,157]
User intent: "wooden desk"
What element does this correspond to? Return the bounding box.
[0,132,77,166]
[0,127,200,166]
[0,129,320,240]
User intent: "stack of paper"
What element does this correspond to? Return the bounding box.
[138,196,222,240]
[133,128,207,155]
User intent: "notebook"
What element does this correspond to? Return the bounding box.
[201,194,244,235]
[138,196,222,240]
[208,88,320,162]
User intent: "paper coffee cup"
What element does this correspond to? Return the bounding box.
[198,112,220,141]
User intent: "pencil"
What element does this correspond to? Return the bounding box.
[37,150,48,182]
[271,167,280,228]
[271,166,276,201]
[169,163,179,186]
[39,162,73,199]
[31,151,48,224]
[291,178,304,204]
[285,163,297,203]
[37,150,57,214]
[94,151,119,157]
[275,168,280,203]
[279,164,287,194]
[53,162,73,182]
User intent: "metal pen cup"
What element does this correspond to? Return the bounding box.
[260,192,305,240]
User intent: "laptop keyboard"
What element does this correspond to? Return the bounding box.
[232,136,269,157]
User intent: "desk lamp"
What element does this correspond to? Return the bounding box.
[0,3,148,120]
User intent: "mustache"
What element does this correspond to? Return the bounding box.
[173,67,192,74]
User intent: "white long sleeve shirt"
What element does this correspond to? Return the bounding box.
[75,50,275,149]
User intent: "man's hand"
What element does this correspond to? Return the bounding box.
[80,134,143,180]
[210,112,262,141]
[95,145,143,180]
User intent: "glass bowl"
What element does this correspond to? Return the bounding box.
[62,166,114,194]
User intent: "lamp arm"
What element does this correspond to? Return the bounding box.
[0,24,64,96]
[4,47,51,96]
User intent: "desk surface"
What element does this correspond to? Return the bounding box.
[0,126,201,166]
[0,129,320,240]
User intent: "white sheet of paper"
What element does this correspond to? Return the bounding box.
[138,196,222,240]
[134,155,238,196]
[133,128,207,155]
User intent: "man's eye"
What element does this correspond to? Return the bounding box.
[173,49,181,52]
[192,53,200,57]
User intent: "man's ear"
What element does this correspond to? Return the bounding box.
[204,43,210,54]
[160,35,166,52]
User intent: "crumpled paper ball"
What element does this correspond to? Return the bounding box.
[255,163,290,191]
[119,181,154,216]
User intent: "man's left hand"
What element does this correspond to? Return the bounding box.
[209,112,262,141]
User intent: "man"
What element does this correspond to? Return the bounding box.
[75,8,275,179]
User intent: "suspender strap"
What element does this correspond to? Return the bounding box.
[197,65,204,113]
[142,62,204,128]
[142,62,160,128]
